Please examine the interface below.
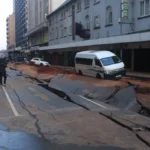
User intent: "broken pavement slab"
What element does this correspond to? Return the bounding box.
[48,74,142,112]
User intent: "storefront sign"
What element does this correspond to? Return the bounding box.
[121,0,130,23]
[15,47,22,51]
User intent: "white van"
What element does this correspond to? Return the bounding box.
[75,50,125,79]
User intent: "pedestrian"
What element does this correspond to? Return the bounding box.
[0,58,7,86]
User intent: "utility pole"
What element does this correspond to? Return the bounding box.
[72,5,75,41]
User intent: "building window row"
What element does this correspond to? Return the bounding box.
[49,25,73,41]
[49,5,113,40]
[49,0,101,26]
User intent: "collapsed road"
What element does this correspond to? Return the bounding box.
[0,69,150,149]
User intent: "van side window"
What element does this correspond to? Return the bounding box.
[76,58,92,65]
[95,59,102,67]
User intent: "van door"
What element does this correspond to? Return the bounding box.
[94,58,104,78]
[85,58,94,76]
[85,59,95,77]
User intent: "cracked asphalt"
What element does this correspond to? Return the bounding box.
[0,70,149,149]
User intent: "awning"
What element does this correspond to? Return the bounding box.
[39,31,150,51]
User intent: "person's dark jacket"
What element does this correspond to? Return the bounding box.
[0,59,7,73]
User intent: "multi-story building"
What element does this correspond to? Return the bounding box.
[13,0,28,50]
[26,0,65,52]
[6,14,15,49]
[40,0,150,72]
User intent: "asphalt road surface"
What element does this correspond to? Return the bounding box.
[0,70,149,150]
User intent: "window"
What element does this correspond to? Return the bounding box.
[51,17,54,25]
[51,28,54,40]
[94,15,100,28]
[64,10,66,18]
[68,26,72,35]
[106,6,112,25]
[140,0,150,16]
[85,0,90,8]
[49,32,51,41]
[140,1,145,16]
[56,27,58,38]
[145,0,150,14]
[95,59,102,67]
[94,0,100,4]
[68,7,72,16]
[64,27,67,37]
[56,14,58,23]
[85,15,90,29]
[61,26,64,37]
[34,58,39,61]
[100,56,122,66]
[61,11,63,19]
[77,1,81,12]
[49,20,51,26]
[76,58,93,65]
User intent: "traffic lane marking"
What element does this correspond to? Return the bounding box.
[79,95,107,109]
[2,86,19,117]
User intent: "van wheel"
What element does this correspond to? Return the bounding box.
[78,70,83,76]
[96,73,101,79]
[40,63,43,66]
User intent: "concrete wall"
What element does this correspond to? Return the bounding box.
[28,0,47,31]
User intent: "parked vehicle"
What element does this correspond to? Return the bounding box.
[75,50,125,79]
[30,58,50,66]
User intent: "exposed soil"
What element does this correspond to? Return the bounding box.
[8,63,75,79]
[8,63,150,109]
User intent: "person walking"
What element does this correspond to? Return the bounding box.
[0,58,7,86]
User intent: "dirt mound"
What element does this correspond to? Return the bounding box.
[38,66,75,75]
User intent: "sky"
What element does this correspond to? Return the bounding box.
[0,0,13,50]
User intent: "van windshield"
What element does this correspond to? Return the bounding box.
[100,56,122,66]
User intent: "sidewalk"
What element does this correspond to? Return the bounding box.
[126,71,150,79]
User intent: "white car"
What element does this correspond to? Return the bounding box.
[30,58,50,66]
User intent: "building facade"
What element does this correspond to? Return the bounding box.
[27,0,65,51]
[13,0,28,49]
[40,0,150,72]
[6,14,15,49]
